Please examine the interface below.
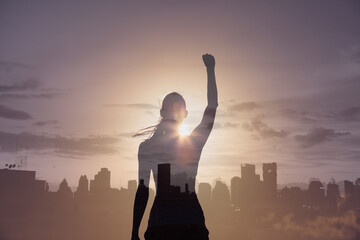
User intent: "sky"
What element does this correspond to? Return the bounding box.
[1,0,360,189]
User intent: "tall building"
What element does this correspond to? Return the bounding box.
[75,175,89,201]
[90,168,111,194]
[344,180,354,198]
[0,169,49,200]
[308,180,325,206]
[77,175,89,193]
[354,178,360,208]
[231,176,241,207]
[0,169,50,240]
[58,178,73,198]
[326,178,340,211]
[157,163,171,196]
[198,182,212,205]
[212,180,231,206]
[355,178,360,186]
[343,180,359,210]
[128,179,137,191]
[241,164,256,180]
[326,179,340,198]
[263,162,277,200]
[240,164,262,206]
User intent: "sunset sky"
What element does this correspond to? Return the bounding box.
[1,1,359,189]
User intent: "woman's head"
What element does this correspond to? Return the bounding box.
[133,92,187,138]
[160,92,188,123]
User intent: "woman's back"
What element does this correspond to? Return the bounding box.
[141,134,206,226]
[140,134,202,194]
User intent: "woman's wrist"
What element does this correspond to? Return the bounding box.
[207,66,215,72]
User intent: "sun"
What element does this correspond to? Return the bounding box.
[179,123,191,136]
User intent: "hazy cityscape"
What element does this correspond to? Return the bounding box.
[1,162,359,240]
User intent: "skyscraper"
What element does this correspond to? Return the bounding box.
[90,168,111,195]
[231,176,241,207]
[241,164,256,180]
[128,179,137,191]
[77,175,89,193]
[198,182,212,206]
[240,164,262,206]
[75,175,89,201]
[263,162,277,200]
[344,180,354,198]
[308,180,325,206]
[212,180,231,206]
[157,163,171,196]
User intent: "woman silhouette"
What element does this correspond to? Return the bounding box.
[131,54,218,240]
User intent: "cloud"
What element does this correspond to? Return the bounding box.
[294,127,350,148]
[0,62,60,102]
[0,131,120,155]
[33,120,58,126]
[329,107,360,122]
[0,92,60,100]
[213,122,240,129]
[242,116,288,139]
[103,103,158,109]
[0,79,41,92]
[56,154,86,159]
[281,108,318,124]
[0,60,32,70]
[0,104,32,120]
[228,101,260,113]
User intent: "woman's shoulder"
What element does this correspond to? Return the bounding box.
[138,137,156,151]
[138,139,148,150]
[138,138,159,161]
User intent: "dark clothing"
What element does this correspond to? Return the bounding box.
[148,194,206,226]
[145,194,209,240]
[145,223,209,240]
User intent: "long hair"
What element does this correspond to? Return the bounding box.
[133,92,186,138]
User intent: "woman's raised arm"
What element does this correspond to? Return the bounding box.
[204,54,218,109]
[190,54,218,147]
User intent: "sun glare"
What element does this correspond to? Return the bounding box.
[179,123,190,136]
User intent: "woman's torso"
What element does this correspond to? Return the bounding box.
[141,135,206,226]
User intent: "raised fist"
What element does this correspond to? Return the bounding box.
[202,53,215,69]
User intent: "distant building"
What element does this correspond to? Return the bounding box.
[0,169,50,240]
[308,180,325,207]
[75,175,89,201]
[326,179,340,211]
[58,178,73,198]
[90,167,111,195]
[241,164,256,181]
[263,162,277,200]
[198,182,212,206]
[157,163,171,196]
[326,179,340,199]
[344,180,354,198]
[212,180,231,206]
[77,175,89,193]
[355,178,360,208]
[239,164,262,206]
[343,179,360,209]
[231,176,241,207]
[128,179,137,191]
[0,169,49,200]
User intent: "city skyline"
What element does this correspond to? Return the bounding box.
[1,162,359,240]
[2,162,358,197]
